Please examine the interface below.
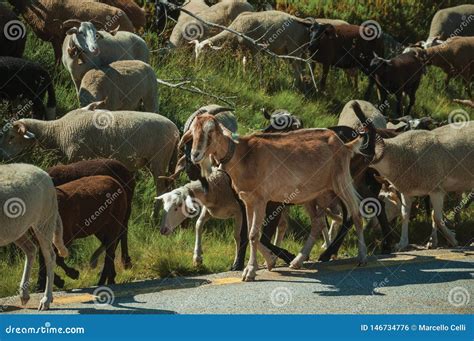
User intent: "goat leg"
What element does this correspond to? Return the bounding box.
[318,204,349,262]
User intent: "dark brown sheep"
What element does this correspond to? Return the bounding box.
[0,2,26,57]
[308,22,384,96]
[47,158,135,269]
[368,52,425,117]
[38,175,129,290]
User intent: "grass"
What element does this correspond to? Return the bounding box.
[0,0,473,298]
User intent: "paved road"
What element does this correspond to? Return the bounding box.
[2,248,473,314]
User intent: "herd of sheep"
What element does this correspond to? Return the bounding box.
[0,0,473,311]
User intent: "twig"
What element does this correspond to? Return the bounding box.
[156,78,236,106]
[162,0,318,91]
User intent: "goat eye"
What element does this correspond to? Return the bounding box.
[173,207,178,212]
[95,33,100,39]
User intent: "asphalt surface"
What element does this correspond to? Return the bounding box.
[1,248,473,314]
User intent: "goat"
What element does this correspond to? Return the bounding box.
[308,22,384,96]
[368,52,425,117]
[180,106,371,281]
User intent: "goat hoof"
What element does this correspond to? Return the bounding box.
[318,253,332,262]
[395,243,408,252]
[20,293,30,306]
[38,296,51,311]
[123,258,133,269]
[68,269,80,280]
[230,263,244,271]
[193,256,203,267]
[426,242,437,249]
[289,254,306,269]
[357,260,368,267]
[264,255,277,271]
[242,266,256,281]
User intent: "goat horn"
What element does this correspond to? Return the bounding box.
[206,106,234,115]
[62,19,82,30]
[261,108,271,120]
[178,130,193,150]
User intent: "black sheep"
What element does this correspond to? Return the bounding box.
[0,56,56,120]
[0,3,26,58]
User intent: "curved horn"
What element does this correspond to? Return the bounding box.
[206,106,234,115]
[261,108,271,120]
[62,19,82,30]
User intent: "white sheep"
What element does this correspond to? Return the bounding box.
[79,60,159,112]
[370,122,474,250]
[157,168,291,270]
[0,163,68,311]
[0,107,179,218]
[169,0,254,48]
[62,21,149,92]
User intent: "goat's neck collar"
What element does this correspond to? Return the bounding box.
[218,136,235,165]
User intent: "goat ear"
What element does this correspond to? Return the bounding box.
[154,194,166,201]
[178,130,193,150]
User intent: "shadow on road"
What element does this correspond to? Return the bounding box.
[270,249,474,297]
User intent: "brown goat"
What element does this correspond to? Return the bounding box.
[38,175,128,289]
[181,113,367,281]
[368,52,425,117]
[308,22,384,96]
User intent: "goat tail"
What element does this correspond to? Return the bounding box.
[53,214,68,258]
